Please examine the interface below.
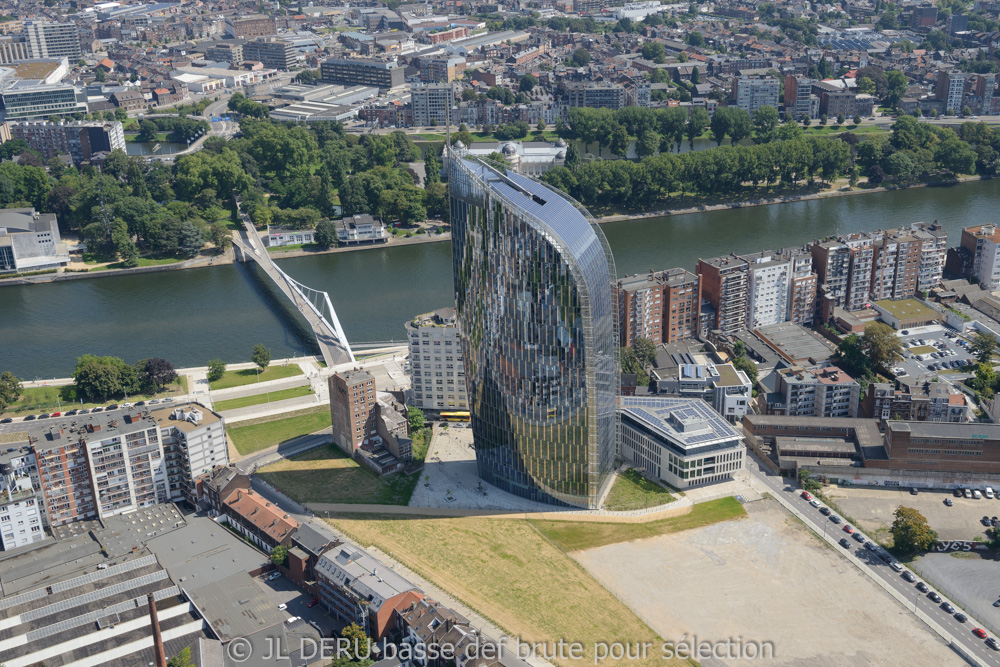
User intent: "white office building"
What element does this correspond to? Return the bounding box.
[619,397,745,488]
[406,307,468,411]
[25,22,81,61]
[0,208,69,274]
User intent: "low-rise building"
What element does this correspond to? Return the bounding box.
[110,89,145,111]
[872,298,942,330]
[0,207,69,274]
[221,488,299,553]
[337,214,388,245]
[618,396,746,488]
[0,442,44,550]
[406,307,468,411]
[315,544,422,640]
[652,362,753,422]
[203,466,251,516]
[264,226,315,248]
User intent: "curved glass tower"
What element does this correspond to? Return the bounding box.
[449,152,618,508]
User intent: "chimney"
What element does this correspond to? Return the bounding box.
[148,593,167,667]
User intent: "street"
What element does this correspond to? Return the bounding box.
[747,454,1000,666]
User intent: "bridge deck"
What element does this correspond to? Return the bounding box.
[232,199,353,367]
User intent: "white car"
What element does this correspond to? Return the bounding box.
[268,571,282,581]
[974,490,983,499]
[986,487,995,499]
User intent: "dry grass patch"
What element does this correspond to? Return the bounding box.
[329,514,683,666]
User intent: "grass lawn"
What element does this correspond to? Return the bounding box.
[90,256,183,272]
[908,345,937,355]
[329,514,674,666]
[530,497,747,552]
[227,407,331,456]
[209,364,304,390]
[124,132,168,143]
[267,243,320,253]
[603,469,676,511]
[5,377,188,416]
[213,385,314,412]
[258,444,419,505]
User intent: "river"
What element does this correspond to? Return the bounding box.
[2,179,998,378]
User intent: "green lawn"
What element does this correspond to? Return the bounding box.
[258,444,419,505]
[213,385,314,412]
[90,256,183,271]
[603,469,676,511]
[227,407,331,456]
[124,132,168,143]
[5,377,188,416]
[531,497,747,552]
[267,243,320,253]
[209,364,304,390]
[908,345,937,355]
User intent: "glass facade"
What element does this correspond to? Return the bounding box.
[449,154,618,508]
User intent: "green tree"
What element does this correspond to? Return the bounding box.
[519,73,537,92]
[733,355,758,388]
[862,321,903,374]
[799,468,822,493]
[209,222,232,252]
[167,647,196,667]
[632,337,657,368]
[137,120,158,142]
[752,105,779,143]
[857,76,876,95]
[340,623,371,661]
[206,359,226,383]
[314,219,338,248]
[408,405,425,432]
[970,331,998,364]
[886,69,909,107]
[570,48,590,67]
[0,371,23,413]
[270,544,289,567]
[95,68,106,82]
[641,41,666,63]
[136,358,177,392]
[891,506,937,553]
[687,31,704,47]
[72,354,138,402]
[686,107,709,149]
[252,344,270,371]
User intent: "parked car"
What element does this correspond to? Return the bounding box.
[839,538,852,549]
[955,613,967,623]
[955,488,964,498]
[268,571,281,581]
[820,506,832,516]
[843,525,853,533]
[307,597,319,608]
[986,487,995,499]
[965,489,974,498]
[91,407,103,413]
[0,418,11,424]
[23,415,36,421]
[801,491,812,500]
[986,638,999,651]
[864,541,877,552]
[974,490,983,499]
[983,516,992,527]
[50,412,61,418]
[902,571,916,583]
[278,603,287,611]
[928,592,942,603]
[78,408,90,414]
[809,499,821,508]
[910,487,918,495]
[944,498,954,506]
[149,398,161,404]
[38,414,49,419]
[852,532,865,543]
[916,582,929,592]
[942,602,955,614]
[974,628,988,639]
[65,409,77,416]
[830,515,842,524]
[106,404,118,411]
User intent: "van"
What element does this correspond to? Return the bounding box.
[987,487,995,499]
[974,490,983,499]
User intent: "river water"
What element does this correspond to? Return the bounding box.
[2,179,998,378]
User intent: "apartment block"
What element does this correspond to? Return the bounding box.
[410,83,454,127]
[742,249,816,329]
[152,404,229,505]
[937,70,968,114]
[329,369,377,454]
[696,254,750,334]
[0,443,44,549]
[25,22,81,61]
[564,82,627,110]
[864,381,975,424]
[766,365,859,418]
[406,307,467,411]
[616,268,701,346]
[242,38,297,71]
[224,14,277,39]
[733,75,780,114]
[320,58,404,91]
[418,55,466,83]
[10,120,126,164]
[205,42,243,68]
[784,74,814,119]
[960,224,1000,290]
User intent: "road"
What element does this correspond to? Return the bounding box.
[746,454,1000,666]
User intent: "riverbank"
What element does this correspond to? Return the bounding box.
[0,248,234,285]
[595,173,990,224]
[265,229,451,260]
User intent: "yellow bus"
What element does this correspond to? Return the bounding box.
[440,411,471,422]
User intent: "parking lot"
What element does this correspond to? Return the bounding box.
[255,572,340,637]
[892,326,976,383]
[824,485,1000,540]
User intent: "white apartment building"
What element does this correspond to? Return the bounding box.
[84,420,169,519]
[25,21,81,60]
[619,397,745,489]
[733,76,780,114]
[768,364,860,418]
[406,307,468,411]
[0,445,44,550]
[745,252,792,329]
[961,224,1000,290]
[152,404,230,505]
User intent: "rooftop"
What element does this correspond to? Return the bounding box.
[315,544,418,612]
[617,267,698,292]
[620,396,742,454]
[185,571,286,642]
[755,321,834,364]
[874,298,940,322]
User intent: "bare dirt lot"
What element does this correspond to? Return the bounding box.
[573,499,959,667]
[822,485,999,541]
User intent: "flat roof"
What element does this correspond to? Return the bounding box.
[620,396,742,453]
[187,572,286,642]
[775,436,856,454]
[874,298,940,322]
[149,402,222,434]
[887,421,1000,440]
[755,321,834,363]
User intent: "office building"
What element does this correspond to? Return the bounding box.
[419,55,466,83]
[911,5,938,27]
[410,82,454,127]
[315,544,421,640]
[766,364,859,418]
[696,254,750,334]
[784,74,814,119]
[224,14,277,39]
[242,38,297,71]
[619,397,745,488]
[450,152,618,508]
[0,442,44,549]
[0,35,30,63]
[320,57,404,91]
[329,369,377,454]
[1,81,87,120]
[960,224,1000,290]
[937,70,968,114]
[733,75,780,114]
[616,268,701,346]
[406,307,468,411]
[652,362,753,422]
[205,42,243,68]
[25,22,81,61]
[564,82,628,110]
[10,120,125,163]
[0,207,69,274]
